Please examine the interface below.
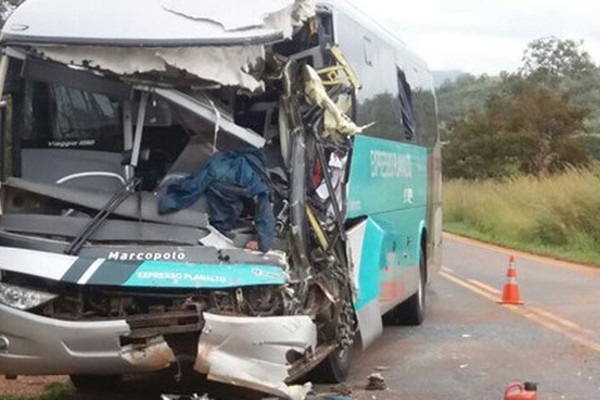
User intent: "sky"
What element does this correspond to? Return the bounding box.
[350,0,600,75]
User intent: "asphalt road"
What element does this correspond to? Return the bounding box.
[3,233,600,400]
[343,233,600,400]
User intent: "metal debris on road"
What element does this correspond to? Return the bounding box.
[161,394,211,400]
[333,383,353,396]
[365,373,387,391]
[308,384,353,399]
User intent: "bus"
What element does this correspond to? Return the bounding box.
[0,0,441,398]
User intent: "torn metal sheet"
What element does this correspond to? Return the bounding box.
[198,226,237,249]
[315,153,346,219]
[121,337,176,370]
[163,0,316,39]
[264,0,317,39]
[345,220,383,349]
[1,0,295,47]
[161,395,212,400]
[303,65,374,138]
[195,313,317,400]
[38,45,265,91]
[8,0,316,90]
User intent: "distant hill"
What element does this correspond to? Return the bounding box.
[435,73,502,124]
[432,70,468,88]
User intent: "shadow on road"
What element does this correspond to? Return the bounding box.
[69,372,265,400]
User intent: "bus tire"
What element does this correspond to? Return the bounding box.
[383,248,426,326]
[70,374,122,392]
[311,344,353,383]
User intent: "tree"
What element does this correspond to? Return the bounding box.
[520,37,596,80]
[443,80,591,179]
[443,110,518,180]
[519,37,600,133]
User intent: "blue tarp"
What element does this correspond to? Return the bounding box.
[159,149,275,252]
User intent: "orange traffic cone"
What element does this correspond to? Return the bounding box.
[498,255,523,305]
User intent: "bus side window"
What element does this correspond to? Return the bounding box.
[397,68,416,142]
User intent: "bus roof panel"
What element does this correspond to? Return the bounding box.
[0,0,315,47]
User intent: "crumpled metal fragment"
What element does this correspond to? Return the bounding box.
[303,65,374,138]
[162,0,316,39]
[161,394,212,400]
[195,313,317,400]
[38,45,265,91]
[120,338,176,370]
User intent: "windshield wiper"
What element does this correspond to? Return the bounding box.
[64,178,140,255]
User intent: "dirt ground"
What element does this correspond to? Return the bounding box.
[0,375,68,397]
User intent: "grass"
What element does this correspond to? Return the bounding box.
[0,382,74,400]
[444,166,600,266]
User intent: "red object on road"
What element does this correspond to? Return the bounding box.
[499,255,524,305]
[505,382,537,400]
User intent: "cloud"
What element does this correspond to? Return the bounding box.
[348,0,600,74]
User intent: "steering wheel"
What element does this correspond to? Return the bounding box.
[55,172,127,186]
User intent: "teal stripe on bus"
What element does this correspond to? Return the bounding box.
[355,218,385,310]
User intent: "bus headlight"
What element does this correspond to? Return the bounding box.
[0,282,58,311]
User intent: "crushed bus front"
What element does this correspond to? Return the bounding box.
[0,0,442,398]
[0,244,320,398]
[0,1,361,398]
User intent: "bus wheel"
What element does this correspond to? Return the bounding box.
[311,344,354,383]
[383,248,426,326]
[70,374,122,392]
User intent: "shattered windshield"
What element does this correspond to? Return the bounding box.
[21,81,123,152]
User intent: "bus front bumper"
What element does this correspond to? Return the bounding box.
[0,303,176,375]
[0,304,317,399]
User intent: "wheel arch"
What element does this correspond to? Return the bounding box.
[418,221,428,284]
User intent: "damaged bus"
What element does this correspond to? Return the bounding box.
[0,0,441,398]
